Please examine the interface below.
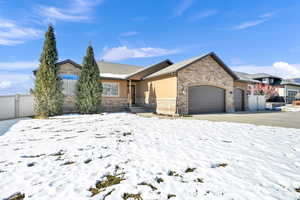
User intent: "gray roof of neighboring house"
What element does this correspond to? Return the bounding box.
[247,73,282,79]
[281,80,300,86]
[234,71,260,83]
[97,61,143,75]
[144,52,238,80]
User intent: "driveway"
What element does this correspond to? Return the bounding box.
[192,111,300,129]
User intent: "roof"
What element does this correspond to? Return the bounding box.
[97,61,143,75]
[126,59,173,80]
[234,71,261,83]
[281,80,300,87]
[248,73,282,79]
[56,59,82,69]
[54,59,144,79]
[144,52,238,80]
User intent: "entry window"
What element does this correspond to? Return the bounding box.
[103,82,119,97]
[60,74,78,96]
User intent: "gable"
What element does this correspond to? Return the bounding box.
[178,55,234,82]
[144,52,238,80]
[57,62,81,76]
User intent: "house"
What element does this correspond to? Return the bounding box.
[234,72,300,104]
[39,52,251,114]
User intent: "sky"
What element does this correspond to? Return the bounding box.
[0,0,300,94]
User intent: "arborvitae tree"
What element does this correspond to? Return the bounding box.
[34,25,64,117]
[75,45,102,114]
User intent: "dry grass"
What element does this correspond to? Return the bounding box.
[194,178,204,183]
[4,192,25,200]
[84,159,92,164]
[49,150,64,156]
[60,161,75,166]
[185,167,196,173]
[122,193,143,200]
[89,171,126,197]
[155,177,164,183]
[167,194,176,199]
[21,154,45,158]
[138,182,157,191]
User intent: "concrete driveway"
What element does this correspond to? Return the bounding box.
[192,111,300,129]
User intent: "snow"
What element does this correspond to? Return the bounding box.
[280,105,300,112]
[0,113,300,200]
[100,73,128,79]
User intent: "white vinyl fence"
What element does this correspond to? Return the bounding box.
[0,94,35,120]
[248,95,266,111]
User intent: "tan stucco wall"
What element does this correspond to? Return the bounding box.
[234,81,249,111]
[136,75,177,114]
[177,55,235,114]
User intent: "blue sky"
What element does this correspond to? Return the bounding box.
[1,0,300,94]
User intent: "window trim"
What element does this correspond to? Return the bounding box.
[102,82,120,97]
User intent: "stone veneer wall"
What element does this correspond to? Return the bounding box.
[58,63,81,113]
[57,62,129,113]
[234,81,249,111]
[101,97,128,112]
[177,55,235,114]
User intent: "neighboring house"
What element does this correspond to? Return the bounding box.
[37,52,252,114]
[234,72,300,104]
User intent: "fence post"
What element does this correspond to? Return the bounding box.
[15,94,20,118]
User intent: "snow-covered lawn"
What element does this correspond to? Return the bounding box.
[0,113,300,200]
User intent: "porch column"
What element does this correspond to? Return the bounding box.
[129,80,132,107]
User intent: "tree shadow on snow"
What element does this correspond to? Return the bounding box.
[0,118,25,136]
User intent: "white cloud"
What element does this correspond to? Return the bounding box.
[121,31,139,37]
[234,19,268,30]
[0,18,41,46]
[174,0,195,17]
[232,62,300,78]
[0,81,12,89]
[0,61,38,71]
[102,46,180,61]
[273,62,300,77]
[233,12,274,30]
[37,0,103,23]
[38,7,89,22]
[0,73,34,95]
[189,10,219,21]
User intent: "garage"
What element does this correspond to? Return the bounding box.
[234,88,244,111]
[188,85,225,114]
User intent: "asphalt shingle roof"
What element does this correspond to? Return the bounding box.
[97,61,143,75]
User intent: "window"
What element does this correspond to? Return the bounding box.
[102,82,119,97]
[287,90,298,103]
[60,74,78,96]
[262,78,269,84]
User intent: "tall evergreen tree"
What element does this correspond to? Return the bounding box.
[75,45,102,114]
[34,25,64,117]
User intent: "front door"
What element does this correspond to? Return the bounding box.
[131,85,136,105]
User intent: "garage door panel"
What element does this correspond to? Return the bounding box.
[234,88,244,111]
[188,86,225,114]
